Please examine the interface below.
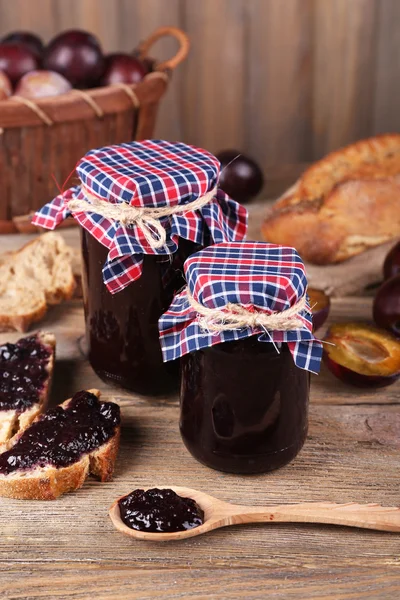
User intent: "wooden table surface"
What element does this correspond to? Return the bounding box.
[1,211,400,600]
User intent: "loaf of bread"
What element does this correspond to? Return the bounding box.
[262,134,400,264]
[0,232,76,332]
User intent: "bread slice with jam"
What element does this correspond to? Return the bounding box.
[0,389,121,500]
[0,332,55,445]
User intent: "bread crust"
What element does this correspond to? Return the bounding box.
[90,429,121,482]
[0,332,55,445]
[0,389,121,500]
[298,133,400,201]
[0,457,90,500]
[0,304,48,334]
[262,134,400,264]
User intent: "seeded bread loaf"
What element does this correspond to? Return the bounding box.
[262,134,400,264]
[0,232,76,332]
[0,389,121,500]
[0,332,55,445]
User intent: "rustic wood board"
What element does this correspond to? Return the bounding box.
[0,230,399,600]
[1,0,399,165]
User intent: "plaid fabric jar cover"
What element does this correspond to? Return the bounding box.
[32,140,248,294]
[158,242,324,373]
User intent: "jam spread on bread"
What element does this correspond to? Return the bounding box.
[118,488,204,533]
[0,335,51,412]
[0,391,120,474]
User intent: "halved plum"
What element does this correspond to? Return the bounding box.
[308,288,330,331]
[323,322,400,388]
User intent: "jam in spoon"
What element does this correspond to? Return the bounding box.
[109,485,400,542]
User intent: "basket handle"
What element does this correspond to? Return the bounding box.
[137,26,189,71]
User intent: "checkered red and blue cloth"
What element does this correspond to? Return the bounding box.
[32,140,248,294]
[158,242,323,373]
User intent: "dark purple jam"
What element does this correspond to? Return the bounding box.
[180,337,310,474]
[0,335,51,412]
[118,488,204,533]
[81,231,200,396]
[0,390,120,475]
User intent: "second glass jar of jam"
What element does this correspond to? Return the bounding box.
[159,242,323,473]
[33,140,247,395]
[180,338,310,474]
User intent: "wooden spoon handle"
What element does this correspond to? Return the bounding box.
[230,502,400,532]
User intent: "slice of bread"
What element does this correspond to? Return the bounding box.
[0,232,76,332]
[0,331,55,445]
[0,389,120,500]
[262,134,400,264]
[11,232,76,305]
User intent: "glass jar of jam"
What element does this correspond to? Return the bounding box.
[180,337,310,474]
[159,242,323,473]
[33,141,247,395]
[81,231,194,394]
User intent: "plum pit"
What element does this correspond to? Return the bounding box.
[340,335,390,363]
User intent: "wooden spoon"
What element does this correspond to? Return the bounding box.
[109,486,400,542]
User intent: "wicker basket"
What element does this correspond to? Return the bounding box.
[0,26,189,233]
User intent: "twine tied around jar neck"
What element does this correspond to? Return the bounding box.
[67,185,217,249]
[186,290,309,333]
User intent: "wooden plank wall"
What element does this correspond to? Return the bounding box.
[0,0,399,170]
